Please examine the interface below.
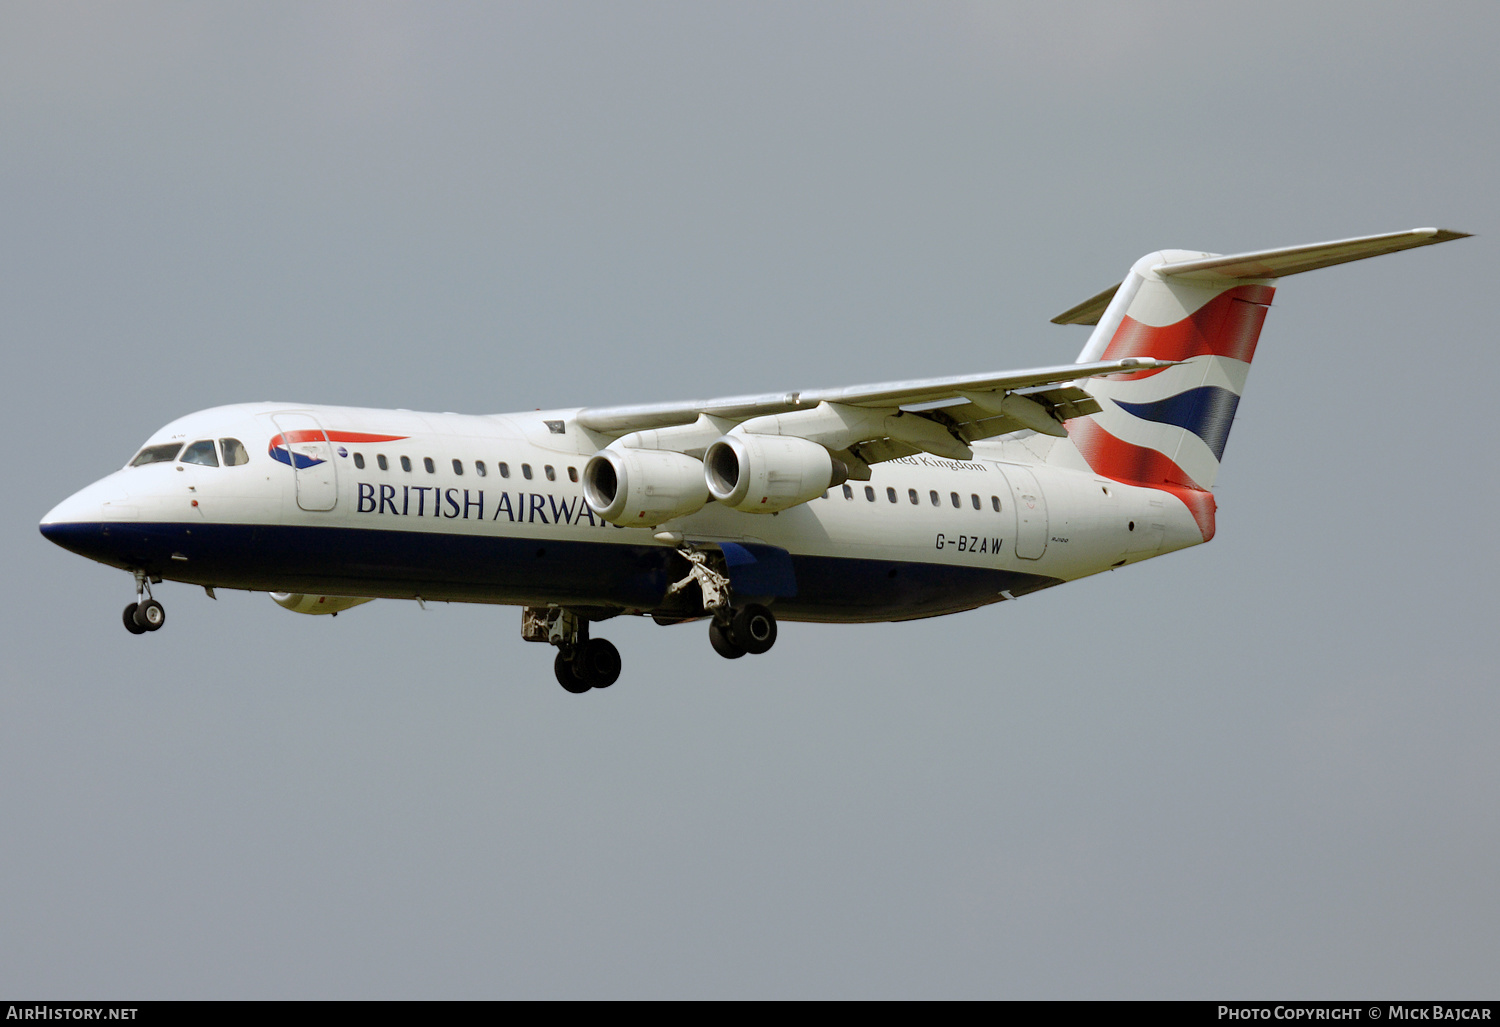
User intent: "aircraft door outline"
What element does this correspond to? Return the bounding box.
[271,412,339,512]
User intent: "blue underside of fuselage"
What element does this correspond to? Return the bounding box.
[39,521,1062,622]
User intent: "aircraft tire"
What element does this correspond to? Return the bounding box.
[554,652,592,693]
[731,604,777,655]
[134,599,166,631]
[709,619,746,659]
[575,638,621,689]
[122,603,147,635]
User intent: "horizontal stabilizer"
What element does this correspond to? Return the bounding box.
[1052,227,1470,325]
[1051,284,1122,326]
[1155,227,1470,281]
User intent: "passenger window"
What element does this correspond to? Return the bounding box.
[401,456,412,472]
[950,492,960,508]
[476,461,487,477]
[424,457,435,473]
[377,454,388,471]
[180,440,219,467]
[522,464,533,480]
[568,466,578,482]
[842,484,853,500]
[499,462,510,478]
[908,488,918,505]
[545,465,556,481]
[219,438,249,466]
[354,453,365,469]
[929,490,940,507]
[991,495,1001,512]
[886,487,897,503]
[971,494,981,510]
[452,459,464,475]
[864,486,875,502]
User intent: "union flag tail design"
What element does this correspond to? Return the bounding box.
[1049,229,1468,541]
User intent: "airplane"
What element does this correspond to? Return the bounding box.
[39,227,1467,693]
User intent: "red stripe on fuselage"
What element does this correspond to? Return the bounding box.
[270,430,409,447]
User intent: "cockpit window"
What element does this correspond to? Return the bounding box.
[130,443,182,467]
[180,440,219,467]
[220,438,249,466]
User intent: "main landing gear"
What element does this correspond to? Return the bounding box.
[524,607,621,693]
[554,639,622,693]
[707,603,777,660]
[523,544,782,693]
[664,544,779,662]
[122,569,166,635]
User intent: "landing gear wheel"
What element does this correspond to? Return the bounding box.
[554,651,592,694]
[123,603,147,635]
[709,619,746,659]
[731,603,777,655]
[134,599,166,632]
[574,638,621,689]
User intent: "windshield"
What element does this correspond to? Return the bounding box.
[180,440,219,467]
[220,438,249,465]
[129,443,182,467]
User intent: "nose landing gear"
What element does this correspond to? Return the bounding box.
[123,570,166,634]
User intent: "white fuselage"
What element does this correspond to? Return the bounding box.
[40,402,1204,624]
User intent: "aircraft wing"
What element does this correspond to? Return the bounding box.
[575,356,1172,473]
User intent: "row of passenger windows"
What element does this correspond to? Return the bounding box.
[130,438,249,468]
[840,483,1002,512]
[349,452,579,483]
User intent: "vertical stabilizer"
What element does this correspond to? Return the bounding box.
[1048,229,1468,541]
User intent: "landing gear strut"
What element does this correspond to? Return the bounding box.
[123,569,166,634]
[524,606,622,693]
[663,544,779,661]
[663,544,781,661]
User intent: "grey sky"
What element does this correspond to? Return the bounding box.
[2,1,1496,998]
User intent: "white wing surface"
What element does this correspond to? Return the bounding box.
[575,356,1174,473]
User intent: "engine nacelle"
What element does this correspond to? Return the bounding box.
[704,434,845,513]
[582,448,709,526]
[270,593,377,615]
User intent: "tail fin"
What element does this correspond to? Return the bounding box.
[1050,228,1468,539]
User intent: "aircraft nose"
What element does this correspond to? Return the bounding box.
[39,476,126,555]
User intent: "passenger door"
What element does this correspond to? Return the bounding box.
[271,413,338,512]
[1000,465,1048,560]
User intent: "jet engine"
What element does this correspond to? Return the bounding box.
[582,448,710,526]
[704,434,847,513]
[270,593,377,615]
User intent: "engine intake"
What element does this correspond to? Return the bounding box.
[704,434,846,513]
[583,448,709,526]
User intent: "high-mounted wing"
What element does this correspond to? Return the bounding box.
[577,356,1171,471]
[572,356,1174,525]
